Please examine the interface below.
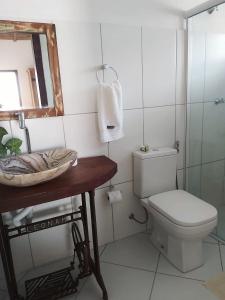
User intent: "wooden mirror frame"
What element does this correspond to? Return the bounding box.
[0,20,64,120]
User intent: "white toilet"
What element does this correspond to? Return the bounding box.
[133,148,217,272]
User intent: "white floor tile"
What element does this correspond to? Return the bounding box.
[151,273,218,300]
[76,262,154,300]
[157,243,222,281]
[101,233,159,272]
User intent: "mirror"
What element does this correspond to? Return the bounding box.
[0,20,64,120]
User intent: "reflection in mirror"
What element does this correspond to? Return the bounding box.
[0,32,54,111]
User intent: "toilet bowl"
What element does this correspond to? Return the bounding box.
[133,148,218,272]
[141,190,217,272]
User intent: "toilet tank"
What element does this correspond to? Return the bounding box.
[133,148,177,198]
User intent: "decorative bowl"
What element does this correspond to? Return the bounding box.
[0,148,77,187]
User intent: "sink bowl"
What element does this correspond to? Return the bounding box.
[0,148,77,187]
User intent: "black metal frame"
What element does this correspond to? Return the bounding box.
[0,191,108,300]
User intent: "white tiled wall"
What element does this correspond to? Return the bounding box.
[0,23,186,274]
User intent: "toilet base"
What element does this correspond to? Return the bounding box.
[150,222,204,273]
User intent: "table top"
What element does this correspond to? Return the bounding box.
[0,156,117,213]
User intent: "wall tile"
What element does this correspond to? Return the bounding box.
[201,161,225,209]
[186,166,201,198]
[56,22,102,115]
[11,235,33,275]
[202,101,225,163]
[205,33,225,102]
[29,224,73,267]
[10,117,65,153]
[112,181,146,240]
[32,198,72,221]
[0,121,12,159]
[144,106,175,148]
[176,104,185,170]
[176,30,186,105]
[177,169,184,189]
[186,103,203,167]
[63,113,108,158]
[101,24,142,109]
[142,27,176,107]
[72,187,114,246]
[188,32,206,103]
[109,109,143,184]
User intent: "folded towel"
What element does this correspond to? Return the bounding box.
[97,80,124,143]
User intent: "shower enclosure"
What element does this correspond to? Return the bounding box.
[186,1,225,241]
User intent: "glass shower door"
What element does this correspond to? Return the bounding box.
[186,3,225,241]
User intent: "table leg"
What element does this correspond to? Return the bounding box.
[88,190,108,300]
[81,193,91,274]
[0,215,21,300]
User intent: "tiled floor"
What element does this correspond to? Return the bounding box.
[1,233,225,300]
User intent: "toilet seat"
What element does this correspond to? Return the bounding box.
[147,190,217,227]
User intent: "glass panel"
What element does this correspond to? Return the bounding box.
[187,2,225,241]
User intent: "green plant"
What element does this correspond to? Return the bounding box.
[0,127,22,158]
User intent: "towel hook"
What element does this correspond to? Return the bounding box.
[96,64,119,83]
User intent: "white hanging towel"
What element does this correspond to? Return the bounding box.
[97,80,124,143]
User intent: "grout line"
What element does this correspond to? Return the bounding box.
[112,179,133,186]
[199,33,207,199]
[100,244,108,257]
[101,260,155,274]
[149,253,160,300]
[156,271,205,283]
[144,104,176,109]
[62,104,188,118]
[187,158,225,169]
[111,205,115,241]
[174,31,178,155]
[219,242,224,271]
[141,27,145,146]
[61,116,67,149]
[187,100,225,105]
[175,29,178,106]
[203,240,219,245]
[28,234,35,270]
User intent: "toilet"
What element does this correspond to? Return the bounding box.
[133,148,217,272]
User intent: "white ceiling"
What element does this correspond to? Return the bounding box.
[161,0,209,11]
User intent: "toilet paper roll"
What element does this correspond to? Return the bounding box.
[107,190,123,204]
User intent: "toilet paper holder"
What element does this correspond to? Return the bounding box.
[107,186,123,204]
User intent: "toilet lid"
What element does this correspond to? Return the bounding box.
[148,190,217,227]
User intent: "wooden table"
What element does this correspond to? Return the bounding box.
[0,156,117,300]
